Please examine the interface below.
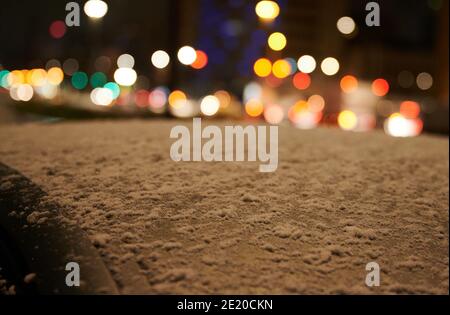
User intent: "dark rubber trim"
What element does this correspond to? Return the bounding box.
[0,163,118,295]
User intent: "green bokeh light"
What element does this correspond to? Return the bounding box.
[71,72,88,90]
[90,72,107,88]
[0,70,10,88]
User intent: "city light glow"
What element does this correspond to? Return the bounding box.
[151,50,170,69]
[255,1,280,21]
[84,0,108,19]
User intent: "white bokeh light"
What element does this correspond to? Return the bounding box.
[151,50,170,69]
[321,57,340,76]
[177,46,197,65]
[297,55,316,74]
[200,95,220,116]
[114,68,137,86]
[84,0,108,19]
[90,87,114,106]
[337,16,356,35]
[117,54,135,69]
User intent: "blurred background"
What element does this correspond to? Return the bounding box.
[0,0,448,136]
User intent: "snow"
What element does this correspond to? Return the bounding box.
[0,119,448,294]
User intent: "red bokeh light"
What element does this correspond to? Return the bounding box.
[400,101,421,119]
[49,20,66,39]
[135,90,150,108]
[372,78,390,97]
[293,72,311,90]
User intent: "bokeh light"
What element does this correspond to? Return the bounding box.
[384,113,423,137]
[264,104,284,124]
[114,68,137,86]
[400,101,421,119]
[268,32,287,51]
[340,75,358,93]
[63,59,79,76]
[0,70,10,88]
[45,59,61,70]
[338,110,358,131]
[8,70,25,86]
[104,82,121,99]
[293,72,311,90]
[243,82,262,102]
[288,100,322,129]
[308,95,325,113]
[151,50,170,69]
[177,46,197,65]
[245,99,264,117]
[416,72,433,90]
[95,56,111,72]
[214,90,231,108]
[321,57,340,76]
[47,67,64,85]
[117,54,135,69]
[297,55,316,74]
[71,71,88,90]
[372,78,390,96]
[254,58,272,77]
[255,1,280,21]
[149,87,168,109]
[168,90,187,109]
[135,90,150,108]
[49,20,66,39]
[90,87,114,106]
[90,72,107,88]
[200,95,220,116]
[336,16,356,35]
[191,50,208,69]
[84,0,108,19]
[272,59,291,79]
[17,84,34,101]
[30,69,47,87]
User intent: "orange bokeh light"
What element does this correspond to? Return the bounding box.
[340,75,358,93]
[245,99,264,117]
[400,101,421,119]
[191,50,208,69]
[292,72,311,90]
[372,78,390,97]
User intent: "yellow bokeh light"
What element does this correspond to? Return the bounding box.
[338,110,358,131]
[8,70,25,86]
[272,59,291,79]
[47,67,64,85]
[168,90,187,109]
[245,99,264,117]
[292,100,309,113]
[268,32,286,51]
[255,1,280,21]
[253,58,272,78]
[30,69,47,87]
